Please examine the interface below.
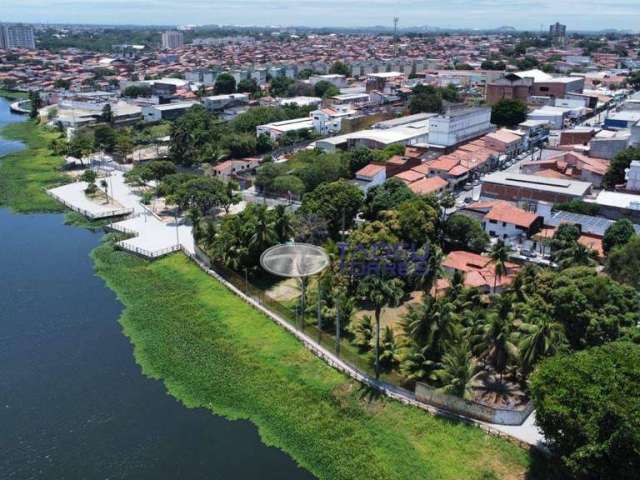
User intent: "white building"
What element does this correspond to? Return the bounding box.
[1,24,36,49]
[626,161,640,192]
[142,101,199,123]
[256,117,314,141]
[203,93,249,112]
[161,31,184,50]
[311,106,356,136]
[527,106,570,130]
[427,107,493,148]
[316,117,430,153]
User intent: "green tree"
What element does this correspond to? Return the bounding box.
[313,80,339,98]
[357,276,404,379]
[214,73,237,94]
[531,342,640,479]
[123,84,152,98]
[174,177,226,216]
[363,178,415,220]
[433,340,478,400]
[404,295,458,374]
[28,91,42,119]
[270,76,295,97]
[607,235,640,289]
[489,240,511,294]
[114,132,134,162]
[517,307,566,376]
[101,103,113,124]
[272,175,305,197]
[409,92,443,114]
[444,214,490,253]
[273,205,294,243]
[491,99,527,127]
[300,180,364,239]
[378,326,400,372]
[93,124,117,152]
[329,61,350,76]
[476,295,518,380]
[603,219,636,254]
[602,147,640,189]
[237,78,259,95]
[353,315,374,352]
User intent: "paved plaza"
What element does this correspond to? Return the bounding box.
[48,169,194,258]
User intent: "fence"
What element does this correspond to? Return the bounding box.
[192,246,535,427]
[47,191,134,219]
[415,383,535,426]
[184,246,541,449]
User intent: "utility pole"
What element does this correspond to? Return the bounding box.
[393,17,399,58]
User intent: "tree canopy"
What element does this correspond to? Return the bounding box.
[491,99,527,128]
[602,146,640,189]
[531,342,640,479]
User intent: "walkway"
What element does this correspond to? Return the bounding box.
[48,168,194,258]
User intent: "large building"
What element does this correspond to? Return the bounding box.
[427,107,493,148]
[161,30,184,50]
[1,24,36,49]
[549,22,567,47]
[481,171,592,204]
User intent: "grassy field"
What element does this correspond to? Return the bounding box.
[92,239,539,480]
[0,89,29,100]
[0,121,68,213]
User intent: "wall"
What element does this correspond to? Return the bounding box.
[415,383,534,426]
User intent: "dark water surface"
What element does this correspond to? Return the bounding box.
[0,97,314,479]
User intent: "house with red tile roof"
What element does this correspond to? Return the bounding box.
[461,200,543,241]
[442,250,521,293]
[355,163,387,192]
[408,175,449,196]
[520,151,609,186]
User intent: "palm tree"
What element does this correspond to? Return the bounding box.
[518,309,566,376]
[273,205,294,243]
[353,315,374,352]
[99,179,109,203]
[489,240,511,294]
[555,242,598,269]
[414,244,444,295]
[249,206,276,251]
[433,341,479,400]
[476,296,518,381]
[357,276,404,379]
[405,296,458,368]
[378,326,400,372]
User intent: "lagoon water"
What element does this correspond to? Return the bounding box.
[0,97,314,479]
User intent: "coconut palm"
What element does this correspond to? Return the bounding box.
[353,315,374,352]
[273,205,294,243]
[517,308,566,376]
[405,296,458,366]
[555,242,598,269]
[413,244,444,295]
[378,326,401,372]
[99,179,109,203]
[249,205,276,251]
[489,240,511,294]
[357,276,404,379]
[476,297,518,381]
[433,341,479,400]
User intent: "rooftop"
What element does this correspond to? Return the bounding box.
[481,172,593,196]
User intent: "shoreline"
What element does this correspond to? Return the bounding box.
[0,119,543,480]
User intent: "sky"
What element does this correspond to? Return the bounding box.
[2,0,639,31]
